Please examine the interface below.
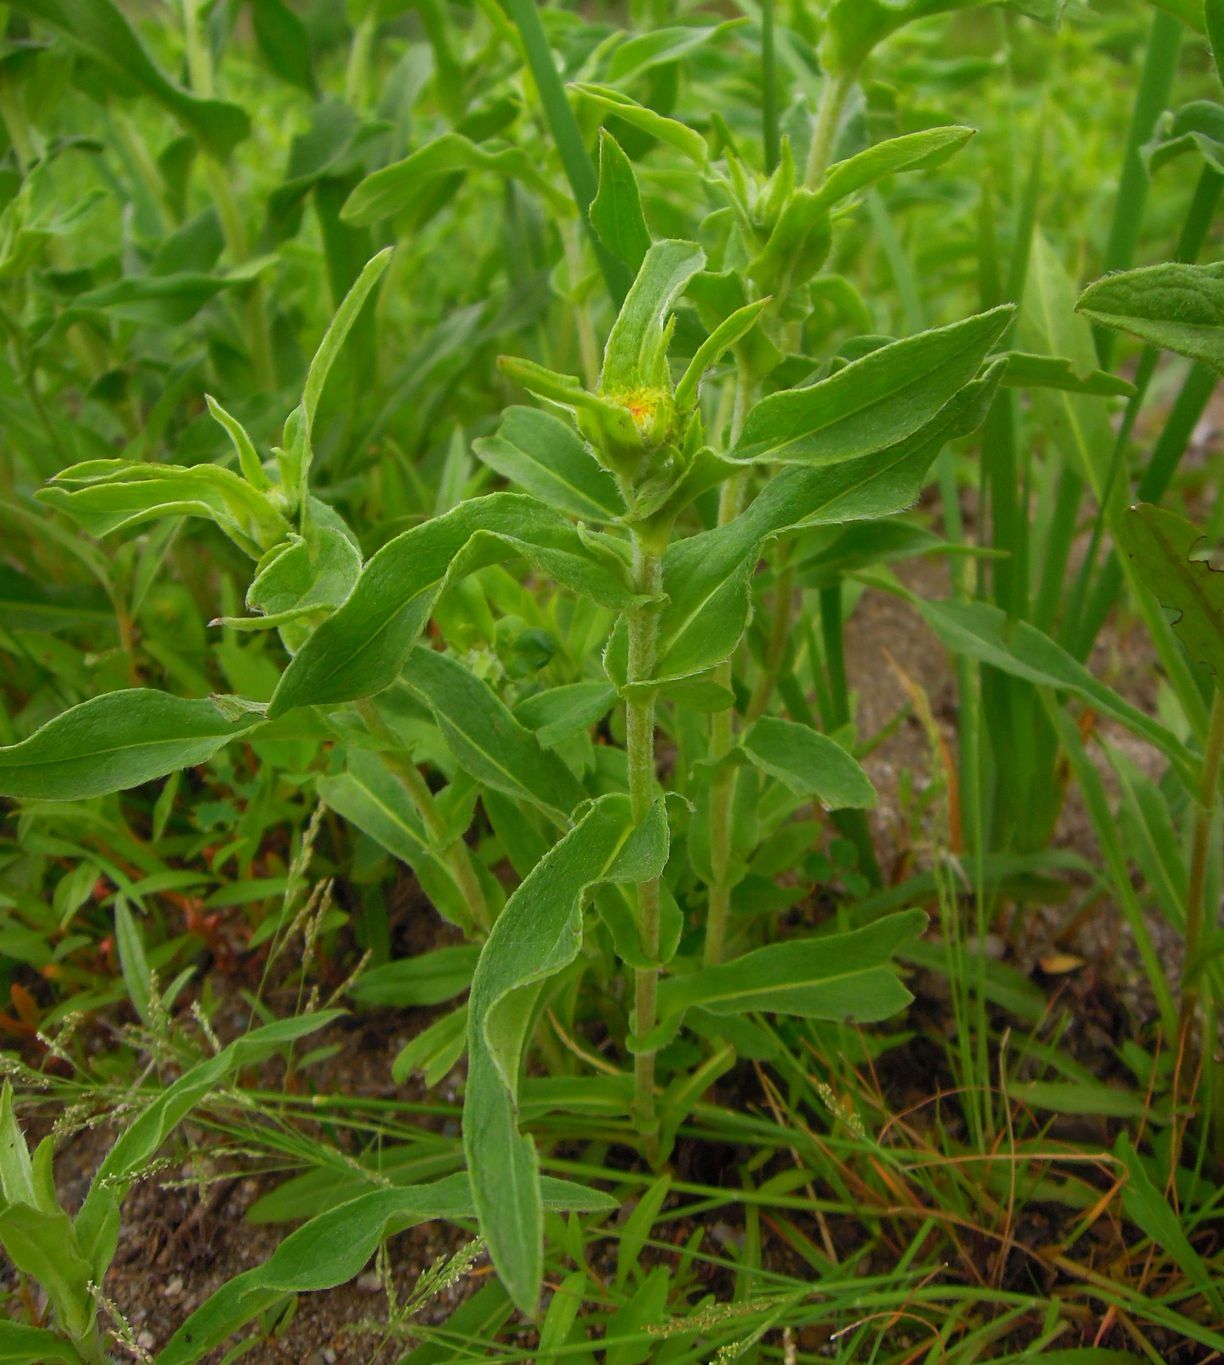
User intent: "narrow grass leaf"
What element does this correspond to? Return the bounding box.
[75,1013,341,1280]
[159,1174,613,1364]
[918,599,1194,775]
[1115,1132,1224,1316]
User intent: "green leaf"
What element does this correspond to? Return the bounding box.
[571,83,709,167]
[656,909,926,1025]
[1022,232,1118,502]
[1000,351,1136,397]
[231,525,362,631]
[404,648,587,821]
[316,751,471,930]
[1117,503,1224,684]
[600,239,705,394]
[75,1013,340,1283]
[514,681,618,747]
[472,406,624,521]
[605,21,745,81]
[0,1322,82,1364]
[1209,0,1224,81]
[158,1173,614,1365]
[350,945,480,1007]
[269,493,635,717]
[674,299,772,412]
[820,0,1059,76]
[812,126,975,209]
[0,1203,94,1343]
[1115,1132,1224,1316]
[250,0,316,94]
[0,691,257,801]
[740,716,875,809]
[40,459,290,557]
[590,131,651,274]
[0,1082,36,1210]
[341,134,572,226]
[56,267,267,328]
[917,599,1195,775]
[731,306,1011,466]
[465,794,668,1316]
[621,364,1002,687]
[1143,100,1224,174]
[1076,261,1224,374]
[114,900,151,1024]
[9,0,249,157]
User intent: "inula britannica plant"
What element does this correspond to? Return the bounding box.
[3,0,1224,1358]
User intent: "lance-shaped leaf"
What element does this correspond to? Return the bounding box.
[918,598,1195,778]
[606,363,1002,688]
[820,0,1060,77]
[158,1173,613,1365]
[674,299,771,412]
[39,459,290,558]
[1076,262,1224,375]
[269,493,636,717]
[741,716,875,809]
[9,0,249,158]
[0,1322,81,1364]
[465,794,668,1316]
[403,648,587,821]
[999,351,1135,397]
[341,133,572,226]
[0,1202,95,1344]
[0,691,258,801]
[1117,503,1224,685]
[600,239,705,394]
[281,248,393,510]
[811,125,975,210]
[590,130,651,273]
[730,305,1011,466]
[54,265,271,329]
[75,1013,339,1284]
[571,84,709,167]
[656,909,926,1026]
[516,682,619,748]
[316,751,473,931]
[472,406,624,522]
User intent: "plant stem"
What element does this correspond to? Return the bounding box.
[355,699,492,936]
[744,545,795,725]
[626,539,663,1156]
[805,70,853,187]
[704,371,754,968]
[1181,687,1224,1050]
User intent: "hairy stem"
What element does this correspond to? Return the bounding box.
[704,370,754,967]
[805,71,853,187]
[626,540,663,1156]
